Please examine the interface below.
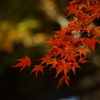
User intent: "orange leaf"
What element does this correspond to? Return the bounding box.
[84,38,100,52]
[93,26,100,37]
[79,57,90,63]
[56,75,70,89]
[31,65,44,78]
[40,54,53,66]
[77,47,91,57]
[12,55,31,73]
[83,25,94,34]
[71,62,81,75]
[55,65,63,78]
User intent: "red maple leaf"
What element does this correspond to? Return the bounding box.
[12,55,31,73]
[84,38,100,52]
[31,65,44,78]
[83,25,94,34]
[55,60,68,78]
[56,75,70,89]
[93,26,100,37]
[55,65,63,78]
[77,47,91,57]
[40,54,53,66]
[79,57,90,63]
[70,62,81,75]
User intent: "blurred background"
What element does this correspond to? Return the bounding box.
[0,0,100,100]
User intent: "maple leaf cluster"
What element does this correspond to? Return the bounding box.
[12,0,100,88]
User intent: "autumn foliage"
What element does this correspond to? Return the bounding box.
[12,0,100,88]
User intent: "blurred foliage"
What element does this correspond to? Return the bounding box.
[0,0,66,53]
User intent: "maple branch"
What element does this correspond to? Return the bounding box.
[40,0,95,39]
[40,0,70,27]
[13,0,100,88]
